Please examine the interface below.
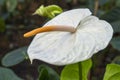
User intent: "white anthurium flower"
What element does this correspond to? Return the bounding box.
[24,9,113,66]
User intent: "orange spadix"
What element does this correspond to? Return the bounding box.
[24,25,76,37]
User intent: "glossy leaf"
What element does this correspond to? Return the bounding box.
[60,59,92,80]
[5,0,17,12]
[110,37,120,51]
[33,5,63,18]
[103,64,120,80]
[0,17,5,32]
[38,64,59,80]
[2,46,28,67]
[0,67,23,80]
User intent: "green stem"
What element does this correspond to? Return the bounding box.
[78,62,82,80]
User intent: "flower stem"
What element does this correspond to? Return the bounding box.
[78,62,82,80]
[94,0,99,15]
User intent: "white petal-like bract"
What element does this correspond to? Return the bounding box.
[27,9,113,65]
[44,8,91,28]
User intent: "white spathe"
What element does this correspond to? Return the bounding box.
[27,9,113,65]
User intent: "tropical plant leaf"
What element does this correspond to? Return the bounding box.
[2,46,28,67]
[110,37,120,51]
[100,7,120,22]
[0,67,23,80]
[38,64,59,80]
[60,59,92,80]
[103,64,120,80]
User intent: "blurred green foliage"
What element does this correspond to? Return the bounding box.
[0,17,5,32]
[0,67,23,80]
[111,37,120,51]
[112,56,120,65]
[5,0,18,12]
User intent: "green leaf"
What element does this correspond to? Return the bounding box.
[110,20,120,33]
[82,59,92,80]
[112,56,120,65]
[5,0,18,12]
[110,37,120,51]
[2,46,28,67]
[60,59,92,80]
[103,64,120,80]
[33,5,63,19]
[0,17,5,32]
[100,7,120,22]
[39,68,49,80]
[109,73,120,80]
[38,64,59,80]
[0,67,23,80]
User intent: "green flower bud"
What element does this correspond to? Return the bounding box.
[33,5,63,18]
